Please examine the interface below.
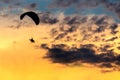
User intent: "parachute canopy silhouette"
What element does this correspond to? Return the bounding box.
[20,11,40,25]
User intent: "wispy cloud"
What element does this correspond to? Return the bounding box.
[49,0,120,18]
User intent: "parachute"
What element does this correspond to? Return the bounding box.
[20,11,40,25]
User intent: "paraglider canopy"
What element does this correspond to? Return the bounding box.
[20,11,40,25]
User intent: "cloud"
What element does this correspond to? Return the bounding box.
[49,0,106,8]
[27,12,119,71]
[26,3,38,10]
[48,15,116,42]
[49,0,79,8]
[38,12,59,24]
[1,0,22,4]
[43,44,120,69]
[1,0,10,3]
[0,0,38,14]
[49,0,120,18]
[29,3,37,8]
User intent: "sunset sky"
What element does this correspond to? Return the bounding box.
[0,0,120,80]
[0,0,119,18]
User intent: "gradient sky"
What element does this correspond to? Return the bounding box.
[0,0,116,13]
[0,0,120,22]
[1,1,120,80]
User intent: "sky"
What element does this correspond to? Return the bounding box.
[1,0,119,29]
[0,0,120,22]
[1,0,120,80]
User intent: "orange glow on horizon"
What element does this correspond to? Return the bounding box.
[0,23,120,80]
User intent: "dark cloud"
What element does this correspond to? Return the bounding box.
[110,23,118,30]
[51,44,68,49]
[48,15,117,42]
[54,33,67,40]
[95,17,108,25]
[106,36,118,42]
[105,2,120,18]
[44,45,120,69]
[95,26,106,32]
[109,23,119,35]
[44,47,96,63]
[40,43,49,49]
[27,3,37,9]
[38,12,59,24]
[80,44,96,49]
[34,12,115,26]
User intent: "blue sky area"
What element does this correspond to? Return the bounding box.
[0,0,120,22]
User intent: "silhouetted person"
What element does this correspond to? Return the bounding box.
[29,38,35,43]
